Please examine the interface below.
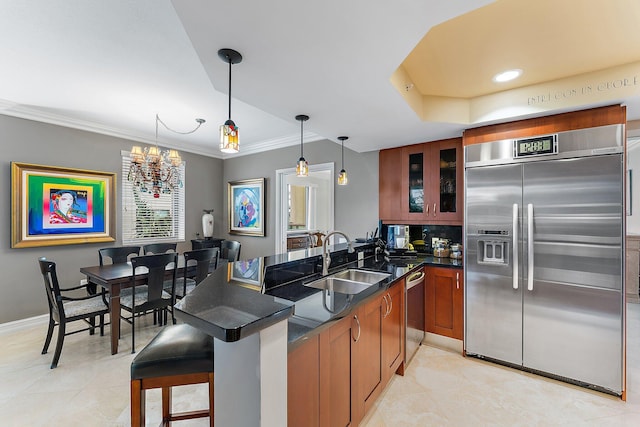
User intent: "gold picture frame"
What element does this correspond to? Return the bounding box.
[228,177,265,236]
[11,162,116,248]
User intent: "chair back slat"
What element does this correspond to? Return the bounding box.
[143,243,177,255]
[131,252,177,308]
[99,246,141,265]
[39,259,63,322]
[222,240,241,262]
[184,247,219,284]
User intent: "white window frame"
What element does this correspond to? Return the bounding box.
[121,150,185,244]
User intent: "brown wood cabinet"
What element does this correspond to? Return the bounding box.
[379,138,463,225]
[425,266,464,340]
[319,314,357,427]
[354,294,385,422]
[287,279,405,426]
[379,147,404,222]
[287,335,320,427]
[287,235,310,251]
[382,281,404,383]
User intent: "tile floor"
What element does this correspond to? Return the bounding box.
[0,304,639,426]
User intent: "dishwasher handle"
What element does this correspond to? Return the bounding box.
[406,271,425,289]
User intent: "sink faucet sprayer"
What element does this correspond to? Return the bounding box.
[322,231,354,276]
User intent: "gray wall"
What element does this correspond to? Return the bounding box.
[0,115,222,324]
[0,117,378,323]
[222,140,379,259]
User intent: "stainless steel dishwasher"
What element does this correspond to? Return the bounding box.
[405,269,426,366]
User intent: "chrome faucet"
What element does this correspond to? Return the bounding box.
[322,230,354,276]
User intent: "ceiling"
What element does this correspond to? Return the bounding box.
[1,0,639,160]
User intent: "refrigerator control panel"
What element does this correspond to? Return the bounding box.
[514,134,558,158]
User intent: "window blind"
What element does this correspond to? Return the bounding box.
[121,152,185,244]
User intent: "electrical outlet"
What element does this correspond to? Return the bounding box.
[80,278,88,286]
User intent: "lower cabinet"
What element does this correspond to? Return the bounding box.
[319,314,357,426]
[425,266,464,340]
[288,335,320,427]
[287,279,405,426]
[354,293,385,421]
[382,281,404,383]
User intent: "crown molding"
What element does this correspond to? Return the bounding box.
[0,99,325,160]
[219,132,325,159]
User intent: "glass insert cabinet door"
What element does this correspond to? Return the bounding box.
[439,148,457,214]
[408,152,424,213]
[400,138,462,223]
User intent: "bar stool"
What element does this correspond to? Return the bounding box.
[130,324,214,426]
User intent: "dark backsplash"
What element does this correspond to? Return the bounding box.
[263,244,375,292]
[379,223,462,254]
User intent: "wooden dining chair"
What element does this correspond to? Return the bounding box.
[98,246,141,265]
[120,252,177,353]
[143,243,177,255]
[168,248,219,300]
[38,258,109,368]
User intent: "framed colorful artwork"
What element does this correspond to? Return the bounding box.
[11,162,116,248]
[228,257,264,290]
[228,177,265,236]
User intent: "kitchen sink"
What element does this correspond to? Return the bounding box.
[331,269,391,284]
[303,269,391,295]
[303,277,374,295]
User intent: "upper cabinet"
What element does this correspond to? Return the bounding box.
[379,147,404,221]
[379,137,463,225]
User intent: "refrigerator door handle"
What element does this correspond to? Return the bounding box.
[527,203,534,291]
[513,203,519,289]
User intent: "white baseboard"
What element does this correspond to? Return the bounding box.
[0,314,48,336]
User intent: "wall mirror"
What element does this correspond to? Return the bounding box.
[275,163,334,254]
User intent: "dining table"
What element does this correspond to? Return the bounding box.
[80,257,203,355]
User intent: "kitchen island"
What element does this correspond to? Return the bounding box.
[174,242,462,426]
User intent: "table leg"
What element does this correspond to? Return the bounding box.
[110,284,121,355]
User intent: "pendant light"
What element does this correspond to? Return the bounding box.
[218,48,242,153]
[337,136,348,185]
[295,114,309,177]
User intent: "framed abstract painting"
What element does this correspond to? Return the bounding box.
[228,177,265,236]
[11,162,116,248]
[229,257,264,290]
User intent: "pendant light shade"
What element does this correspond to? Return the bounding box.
[295,114,309,177]
[337,136,348,185]
[218,48,242,153]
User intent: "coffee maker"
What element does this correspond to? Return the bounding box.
[387,225,410,250]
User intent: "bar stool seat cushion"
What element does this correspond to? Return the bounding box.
[131,324,213,380]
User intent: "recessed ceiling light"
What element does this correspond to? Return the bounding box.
[493,69,522,83]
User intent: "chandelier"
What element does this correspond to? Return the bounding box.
[128,114,205,198]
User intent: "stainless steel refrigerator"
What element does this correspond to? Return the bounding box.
[464,124,625,395]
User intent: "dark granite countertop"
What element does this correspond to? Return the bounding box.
[174,242,462,347]
[174,262,294,342]
[273,254,462,346]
